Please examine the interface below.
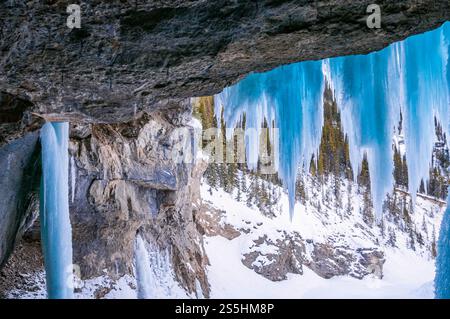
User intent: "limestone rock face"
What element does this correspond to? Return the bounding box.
[1,1,449,143]
[195,206,241,240]
[69,111,209,297]
[305,243,385,279]
[241,235,385,281]
[0,105,210,298]
[242,233,306,281]
[0,132,40,268]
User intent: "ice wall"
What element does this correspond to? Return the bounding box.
[435,194,450,299]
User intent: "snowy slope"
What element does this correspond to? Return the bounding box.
[201,173,445,298]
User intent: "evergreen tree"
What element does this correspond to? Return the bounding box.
[387,227,397,247]
[431,226,437,257]
[421,215,428,239]
[295,177,307,205]
[246,173,256,207]
[316,85,353,179]
[416,226,424,246]
[241,173,248,193]
[346,182,353,216]
[419,179,426,194]
[358,154,371,190]
[235,173,242,202]
[393,145,408,188]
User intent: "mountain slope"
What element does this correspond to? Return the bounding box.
[198,173,445,298]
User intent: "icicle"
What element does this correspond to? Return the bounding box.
[215,61,325,219]
[326,47,399,219]
[434,22,450,300]
[400,25,450,204]
[134,234,153,299]
[40,122,74,299]
[70,156,76,203]
[216,22,450,220]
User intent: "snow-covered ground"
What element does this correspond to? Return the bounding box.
[205,236,434,298]
[201,174,445,299]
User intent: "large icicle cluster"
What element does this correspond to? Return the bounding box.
[215,22,450,220]
[40,122,74,299]
[215,22,450,298]
[215,61,325,217]
[326,49,400,218]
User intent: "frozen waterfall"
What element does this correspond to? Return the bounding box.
[40,122,74,299]
[215,22,450,298]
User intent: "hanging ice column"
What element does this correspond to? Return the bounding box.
[400,22,450,204]
[326,48,400,218]
[215,61,325,218]
[40,122,74,299]
[216,22,450,221]
[326,22,449,217]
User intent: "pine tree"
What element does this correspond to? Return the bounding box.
[205,164,219,189]
[295,177,307,205]
[379,216,385,238]
[241,173,248,193]
[419,179,426,194]
[362,187,374,226]
[358,154,371,190]
[421,215,428,239]
[431,226,437,257]
[235,173,242,202]
[333,175,342,209]
[246,173,256,207]
[409,228,416,251]
[310,156,317,176]
[316,85,353,180]
[346,182,353,216]
[387,227,397,247]
[393,145,407,188]
[416,226,424,246]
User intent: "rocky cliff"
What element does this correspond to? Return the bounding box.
[68,109,209,297]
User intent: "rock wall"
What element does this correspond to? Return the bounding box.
[68,108,209,297]
[0,0,449,298]
[1,1,449,144]
[0,132,40,268]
